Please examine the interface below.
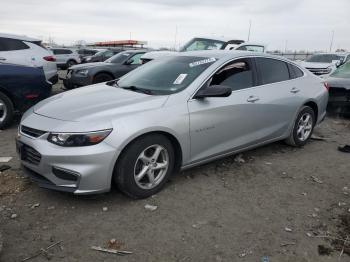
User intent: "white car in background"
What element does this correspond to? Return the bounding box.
[0,33,58,84]
[141,37,266,63]
[50,48,81,69]
[298,53,350,77]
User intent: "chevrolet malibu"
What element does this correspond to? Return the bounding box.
[17,51,329,198]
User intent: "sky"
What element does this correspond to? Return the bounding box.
[1,0,349,51]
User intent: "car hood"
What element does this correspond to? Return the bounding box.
[33,84,169,122]
[69,62,110,70]
[299,61,332,69]
[326,77,350,90]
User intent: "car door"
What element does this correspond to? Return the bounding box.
[253,57,302,139]
[188,58,271,163]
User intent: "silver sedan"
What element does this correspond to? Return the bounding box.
[17,51,329,198]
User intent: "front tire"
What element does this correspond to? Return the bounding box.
[0,92,14,129]
[114,134,175,199]
[285,106,315,147]
[93,73,114,84]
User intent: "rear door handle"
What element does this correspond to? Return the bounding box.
[290,87,300,94]
[247,95,260,103]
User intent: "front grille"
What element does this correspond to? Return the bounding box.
[329,87,350,101]
[306,67,331,75]
[21,125,46,138]
[21,145,42,165]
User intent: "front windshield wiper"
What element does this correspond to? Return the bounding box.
[120,85,154,95]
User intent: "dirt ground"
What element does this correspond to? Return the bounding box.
[0,74,350,261]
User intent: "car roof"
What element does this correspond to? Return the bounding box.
[175,50,288,62]
[0,33,40,42]
[119,49,148,54]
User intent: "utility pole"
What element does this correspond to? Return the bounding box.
[329,30,334,52]
[247,20,252,42]
[174,25,178,51]
[284,40,288,53]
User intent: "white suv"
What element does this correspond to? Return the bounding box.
[50,48,81,69]
[0,33,58,84]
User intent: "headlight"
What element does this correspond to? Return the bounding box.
[85,57,91,61]
[75,69,89,76]
[47,129,112,147]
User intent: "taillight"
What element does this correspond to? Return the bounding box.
[43,56,56,62]
[323,82,330,91]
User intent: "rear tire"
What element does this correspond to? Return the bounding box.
[93,73,114,84]
[285,106,315,147]
[0,92,14,129]
[114,134,175,199]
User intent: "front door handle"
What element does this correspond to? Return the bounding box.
[290,87,300,94]
[247,95,260,103]
[0,57,6,61]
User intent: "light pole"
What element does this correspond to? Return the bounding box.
[329,30,335,52]
[247,20,252,42]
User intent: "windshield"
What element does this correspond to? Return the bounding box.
[117,56,217,95]
[105,52,132,63]
[330,62,350,79]
[306,54,344,63]
[180,38,225,52]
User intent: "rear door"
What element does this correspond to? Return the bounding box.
[188,57,270,163]
[253,57,302,138]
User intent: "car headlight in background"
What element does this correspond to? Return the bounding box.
[47,129,112,147]
[75,69,89,76]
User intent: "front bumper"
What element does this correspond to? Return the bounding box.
[62,70,92,89]
[17,132,120,194]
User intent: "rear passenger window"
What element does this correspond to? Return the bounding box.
[289,64,304,79]
[52,49,72,55]
[0,37,29,51]
[210,59,254,91]
[256,58,290,85]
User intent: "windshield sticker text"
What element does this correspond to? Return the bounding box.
[189,57,216,68]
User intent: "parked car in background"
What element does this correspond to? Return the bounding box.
[50,48,81,69]
[83,49,122,63]
[77,48,99,62]
[63,50,146,89]
[298,53,350,76]
[326,61,350,115]
[17,51,328,198]
[0,33,58,84]
[141,36,266,63]
[0,63,52,128]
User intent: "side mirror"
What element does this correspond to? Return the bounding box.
[194,85,232,99]
[124,59,134,65]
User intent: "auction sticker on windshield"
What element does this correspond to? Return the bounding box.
[173,74,188,85]
[189,57,216,68]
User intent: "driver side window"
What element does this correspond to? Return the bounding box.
[130,53,144,65]
[209,59,255,91]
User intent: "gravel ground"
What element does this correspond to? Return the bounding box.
[0,74,350,261]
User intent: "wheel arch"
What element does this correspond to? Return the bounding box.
[303,100,318,123]
[93,71,115,81]
[0,86,16,110]
[113,130,184,182]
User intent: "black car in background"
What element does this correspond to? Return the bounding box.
[0,63,52,128]
[326,61,350,115]
[82,49,123,63]
[63,50,146,89]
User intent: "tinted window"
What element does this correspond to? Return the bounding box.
[210,59,254,91]
[105,52,132,63]
[256,58,290,84]
[289,64,304,79]
[52,49,72,55]
[0,37,29,51]
[130,53,144,64]
[236,45,264,52]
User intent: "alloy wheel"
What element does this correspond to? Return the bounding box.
[296,112,313,141]
[0,98,7,124]
[134,144,169,190]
